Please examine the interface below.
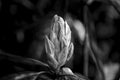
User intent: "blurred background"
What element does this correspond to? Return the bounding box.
[0,0,120,80]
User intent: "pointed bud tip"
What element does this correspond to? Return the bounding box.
[54,14,59,22]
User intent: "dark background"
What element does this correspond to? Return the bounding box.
[0,0,85,73]
[0,0,120,79]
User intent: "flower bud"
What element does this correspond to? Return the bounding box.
[45,15,74,70]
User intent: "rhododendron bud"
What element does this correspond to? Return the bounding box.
[45,15,74,70]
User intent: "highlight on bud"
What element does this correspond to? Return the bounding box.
[45,14,74,70]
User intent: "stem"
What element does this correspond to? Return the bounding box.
[84,47,89,77]
[90,43,105,80]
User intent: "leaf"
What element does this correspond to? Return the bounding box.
[0,51,49,69]
[47,53,58,70]
[45,36,54,57]
[0,71,47,80]
[64,21,71,46]
[67,43,74,61]
[49,31,57,43]
[45,36,59,69]
[58,47,68,68]
[73,20,85,41]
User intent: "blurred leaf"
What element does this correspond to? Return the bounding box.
[0,51,50,71]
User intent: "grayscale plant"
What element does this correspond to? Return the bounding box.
[45,14,74,71]
[0,15,89,80]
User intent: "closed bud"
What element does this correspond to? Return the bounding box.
[45,14,74,70]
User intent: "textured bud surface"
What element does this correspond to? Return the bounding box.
[45,15,74,70]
